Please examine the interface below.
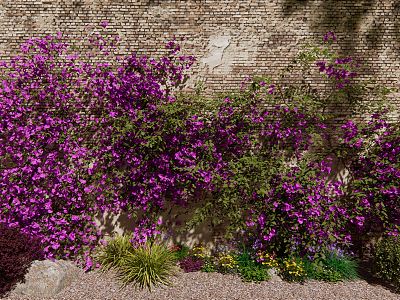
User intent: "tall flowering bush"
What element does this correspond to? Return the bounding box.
[340,113,400,237]
[186,32,395,259]
[0,26,201,264]
[244,160,350,258]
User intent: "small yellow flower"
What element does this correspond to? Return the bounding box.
[192,245,208,258]
[218,253,237,269]
[282,258,306,281]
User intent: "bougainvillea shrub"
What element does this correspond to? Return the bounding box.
[244,160,350,258]
[0,25,199,266]
[340,113,400,238]
[0,223,44,297]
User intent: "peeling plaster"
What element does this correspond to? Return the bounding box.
[201,35,231,71]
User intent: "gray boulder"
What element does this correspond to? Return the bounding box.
[13,260,80,298]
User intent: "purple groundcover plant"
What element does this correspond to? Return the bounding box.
[179,256,204,272]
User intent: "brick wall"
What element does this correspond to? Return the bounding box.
[0,0,398,97]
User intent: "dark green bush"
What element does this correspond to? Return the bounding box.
[173,244,190,261]
[373,236,400,289]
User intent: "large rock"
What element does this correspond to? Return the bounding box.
[13,260,80,298]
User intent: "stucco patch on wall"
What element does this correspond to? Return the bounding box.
[201,34,231,72]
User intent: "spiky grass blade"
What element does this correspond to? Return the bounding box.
[119,241,178,291]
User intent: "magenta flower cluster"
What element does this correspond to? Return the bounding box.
[316,57,358,89]
[340,113,400,237]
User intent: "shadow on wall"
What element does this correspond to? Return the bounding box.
[281,0,400,112]
[281,0,400,77]
[282,0,379,52]
[94,198,227,249]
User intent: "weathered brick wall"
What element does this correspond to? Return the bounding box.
[0,0,398,95]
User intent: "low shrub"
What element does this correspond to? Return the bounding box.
[238,265,270,283]
[237,251,270,282]
[373,236,400,290]
[0,224,44,297]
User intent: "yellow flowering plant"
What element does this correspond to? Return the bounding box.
[191,244,208,259]
[256,251,279,268]
[279,257,307,282]
[217,253,238,272]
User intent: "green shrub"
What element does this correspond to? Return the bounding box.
[238,265,270,283]
[119,242,178,291]
[95,234,134,271]
[373,236,400,289]
[236,250,270,282]
[302,253,358,282]
[173,244,190,261]
[303,260,343,282]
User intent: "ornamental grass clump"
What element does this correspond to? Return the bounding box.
[302,252,359,282]
[95,234,134,271]
[119,242,178,291]
[96,235,178,291]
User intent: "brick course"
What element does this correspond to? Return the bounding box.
[0,0,398,97]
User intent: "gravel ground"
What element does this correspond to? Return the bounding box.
[5,269,400,300]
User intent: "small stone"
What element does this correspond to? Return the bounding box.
[13,260,80,298]
[268,268,282,282]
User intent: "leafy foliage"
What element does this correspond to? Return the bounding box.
[0,224,44,297]
[236,250,270,282]
[340,116,400,238]
[373,236,400,290]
